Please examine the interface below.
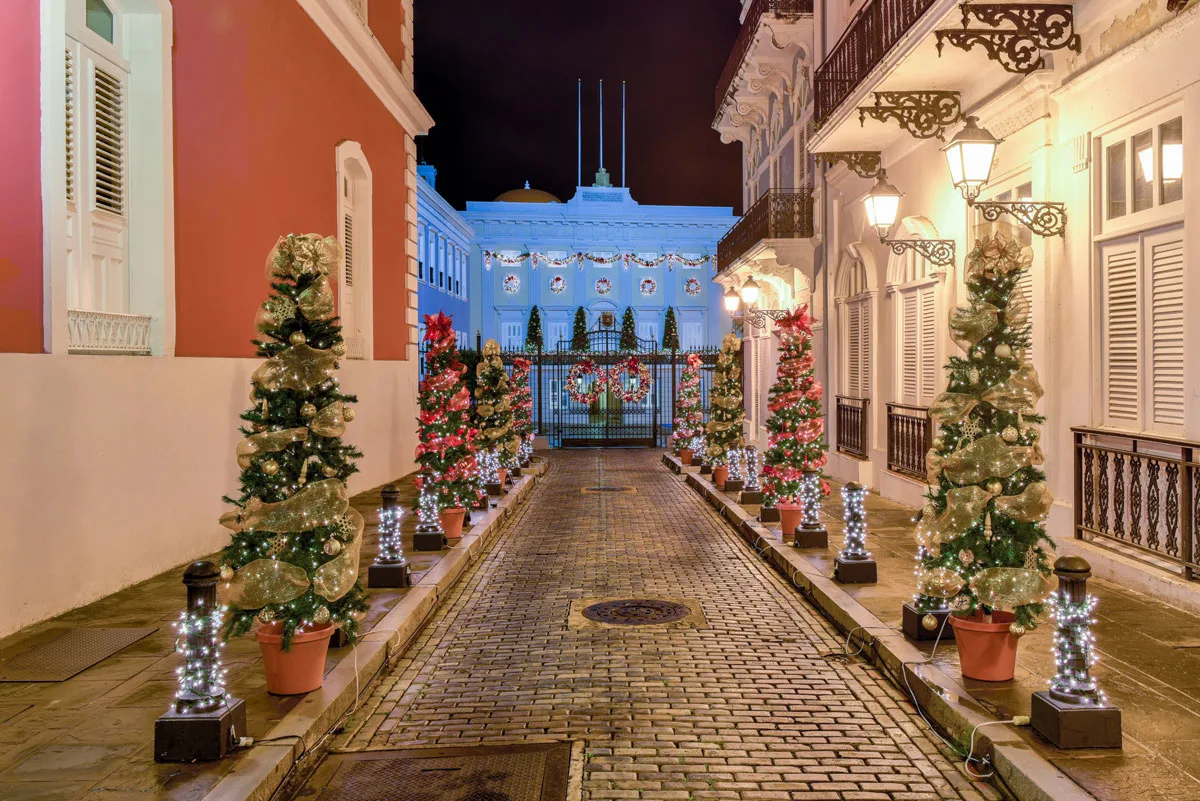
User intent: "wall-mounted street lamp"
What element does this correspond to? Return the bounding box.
[726,276,790,329]
[942,116,1068,237]
[863,171,957,267]
[723,286,740,313]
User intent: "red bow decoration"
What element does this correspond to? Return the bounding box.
[775,304,815,338]
[424,311,455,344]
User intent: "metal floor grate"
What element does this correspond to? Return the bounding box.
[295,742,571,801]
[0,628,157,682]
[580,486,637,494]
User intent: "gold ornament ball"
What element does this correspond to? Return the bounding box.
[252,422,266,433]
[219,564,234,581]
[986,479,1004,495]
[261,459,279,476]
[1002,425,1019,443]
[932,436,945,451]
[258,607,276,624]
[1024,425,1040,442]
[332,341,347,357]
[921,614,939,631]
[289,331,307,346]
[313,606,331,624]
[301,403,317,419]
[1009,622,1027,637]
[247,496,263,510]
[995,343,1013,359]
[322,464,337,477]
[323,539,343,556]
[343,407,356,422]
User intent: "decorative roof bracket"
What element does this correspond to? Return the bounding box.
[935,4,1080,74]
[858,91,963,141]
[815,152,883,178]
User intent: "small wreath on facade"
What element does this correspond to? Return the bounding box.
[684,277,702,296]
[503,274,521,294]
[607,357,652,403]
[549,275,567,294]
[567,359,606,404]
[639,277,657,296]
[594,277,613,296]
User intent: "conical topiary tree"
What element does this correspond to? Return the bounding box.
[525,306,543,352]
[917,231,1053,633]
[511,356,534,464]
[618,307,638,352]
[705,333,744,465]
[219,233,368,647]
[662,307,680,351]
[761,305,829,507]
[475,339,520,473]
[571,306,589,352]
[416,312,484,515]
[672,352,704,451]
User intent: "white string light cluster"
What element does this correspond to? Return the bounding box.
[727,449,743,483]
[839,484,871,560]
[743,447,760,490]
[799,472,823,528]
[477,450,500,484]
[174,603,228,714]
[377,505,405,564]
[690,436,707,465]
[416,482,441,528]
[518,437,533,465]
[1048,589,1107,706]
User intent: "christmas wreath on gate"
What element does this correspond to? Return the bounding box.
[606,357,652,403]
[567,359,606,404]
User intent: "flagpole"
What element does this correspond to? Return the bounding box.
[621,81,627,188]
[577,79,582,187]
[599,79,604,172]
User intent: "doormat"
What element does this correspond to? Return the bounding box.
[568,597,706,630]
[0,628,157,682]
[295,742,572,801]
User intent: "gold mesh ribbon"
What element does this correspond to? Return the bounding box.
[297,276,336,321]
[1006,289,1030,329]
[942,434,1035,485]
[949,303,999,352]
[265,234,341,280]
[919,486,992,547]
[251,344,339,392]
[219,479,349,534]
[483,339,502,357]
[929,392,979,426]
[970,567,1050,609]
[981,363,1044,414]
[237,427,310,469]
[309,401,346,437]
[993,481,1054,522]
[313,508,363,602]
[219,559,311,609]
[917,567,966,599]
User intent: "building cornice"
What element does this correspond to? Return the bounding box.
[417,180,475,241]
[296,0,434,135]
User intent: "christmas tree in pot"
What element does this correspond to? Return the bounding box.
[705,333,745,487]
[672,352,704,462]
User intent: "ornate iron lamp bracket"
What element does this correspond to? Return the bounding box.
[882,238,957,267]
[859,91,962,140]
[744,308,791,329]
[971,200,1068,237]
[815,151,883,178]
[935,4,1080,74]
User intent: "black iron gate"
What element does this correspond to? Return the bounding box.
[553,326,660,448]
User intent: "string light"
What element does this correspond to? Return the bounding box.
[743,446,760,490]
[173,602,227,714]
[727,448,743,483]
[478,449,500,484]
[690,435,707,465]
[838,483,871,560]
[799,471,822,530]
[1047,589,1107,706]
[376,504,405,564]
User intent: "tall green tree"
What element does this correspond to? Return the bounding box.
[219,234,367,646]
[525,306,543,352]
[705,333,744,465]
[662,307,680,351]
[618,307,638,352]
[570,307,589,352]
[917,232,1053,632]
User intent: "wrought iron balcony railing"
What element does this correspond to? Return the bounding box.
[717,189,814,271]
[715,0,814,115]
[836,395,871,459]
[1073,427,1200,581]
[886,402,931,480]
[814,0,941,125]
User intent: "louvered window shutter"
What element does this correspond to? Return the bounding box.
[1147,227,1185,428]
[93,66,124,215]
[919,285,937,404]
[1101,239,1141,426]
[66,49,75,201]
[902,291,919,404]
[847,303,861,397]
[1015,268,1033,360]
[859,299,872,398]
[343,213,354,288]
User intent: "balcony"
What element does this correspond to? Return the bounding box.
[67,309,152,355]
[714,0,814,116]
[886,402,930,480]
[836,395,870,459]
[814,0,941,125]
[716,190,814,272]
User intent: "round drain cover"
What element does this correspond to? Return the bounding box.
[582,599,691,626]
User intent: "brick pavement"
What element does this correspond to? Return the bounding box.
[337,451,996,801]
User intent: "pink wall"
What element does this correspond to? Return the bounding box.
[172,0,412,359]
[369,0,407,72]
[0,2,45,353]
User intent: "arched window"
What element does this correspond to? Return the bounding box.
[337,141,374,359]
[886,217,942,407]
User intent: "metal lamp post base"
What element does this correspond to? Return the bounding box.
[792,524,828,548]
[486,482,504,496]
[724,479,744,493]
[1031,692,1122,749]
[155,697,246,763]
[834,556,877,583]
[413,524,444,552]
[368,560,413,588]
[759,506,780,524]
[699,463,713,476]
[740,490,763,505]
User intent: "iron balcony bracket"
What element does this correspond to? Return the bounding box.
[859,91,963,140]
[744,308,792,329]
[882,238,957,267]
[935,4,1080,74]
[815,151,883,178]
[971,200,1068,237]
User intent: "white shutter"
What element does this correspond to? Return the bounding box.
[847,303,862,397]
[902,291,919,404]
[1147,228,1185,428]
[1015,268,1033,360]
[859,298,872,398]
[1101,239,1141,426]
[93,66,124,215]
[66,49,75,201]
[919,285,937,404]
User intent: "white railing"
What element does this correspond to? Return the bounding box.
[67,309,152,355]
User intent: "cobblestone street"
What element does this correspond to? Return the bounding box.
[336,450,991,800]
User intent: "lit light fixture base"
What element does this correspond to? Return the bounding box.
[1031,692,1122,749]
[834,555,878,584]
[792,523,828,549]
[413,522,445,552]
[970,199,1068,237]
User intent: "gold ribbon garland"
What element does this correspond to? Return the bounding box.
[219,478,348,534]
[949,302,999,352]
[993,481,1055,522]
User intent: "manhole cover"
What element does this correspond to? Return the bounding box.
[581,486,637,494]
[582,599,691,626]
[0,628,157,682]
[295,743,571,801]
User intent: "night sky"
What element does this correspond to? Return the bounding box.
[413,1,743,213]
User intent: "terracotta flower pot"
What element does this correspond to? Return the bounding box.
[778,502,803,536]
[440,506,466,540]
[496,468,509,486]
[713,465,729,489]
[256,621,335,695]
[679,448,693,466]
[950,610,1020,681]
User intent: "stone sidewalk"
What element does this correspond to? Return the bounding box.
[0,468,532,801]
[747,478,1200,801]
[334,450,997,801]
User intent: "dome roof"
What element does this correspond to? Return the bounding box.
[495,181,561,204]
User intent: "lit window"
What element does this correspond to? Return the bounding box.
[1102,112,1183,228]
